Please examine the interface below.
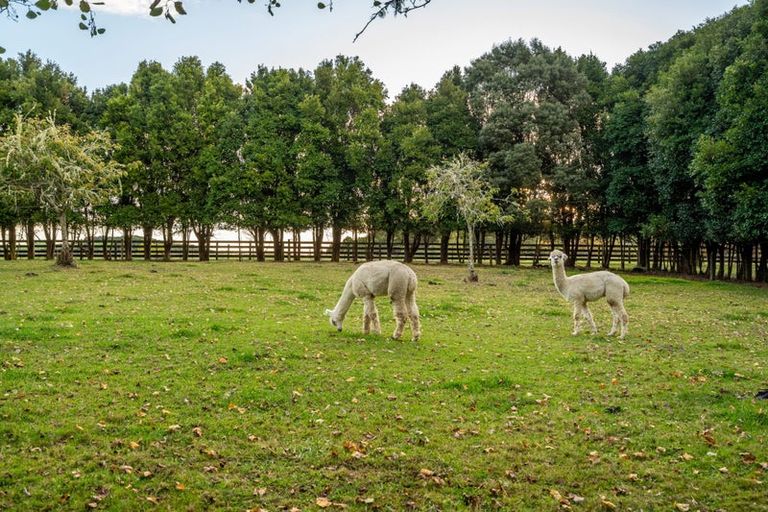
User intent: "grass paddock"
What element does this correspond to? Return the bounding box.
[1,261,767,511]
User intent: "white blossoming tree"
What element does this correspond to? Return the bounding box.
[424,154,500,282]
[0,114,123,266]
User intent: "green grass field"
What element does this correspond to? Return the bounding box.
[1,261,766,511]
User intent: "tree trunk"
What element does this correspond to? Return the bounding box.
[679,242,699,276]
[142,225,153,261]
[7,224,17,260]
[385,229,395,259]
[586,234,595,268]
[162,218,174,261]
[293,229,301,261]
[601,234,616,269]
[270,228,284,262]
[403,229,412,263]
[757,240,767,283]
[123,227,133,261]
[506,230,522,266]
[194,225,212,262]
[84,219,94,261]
[181,224,190,261]
[737,243,753,281]
[352,229,358,263]
[620,236,625,271]
[102,227,111,261]
[494,230,503,265]
[331,225,342,262]
[465,222,478,282]
[477,228,485,265]
[42,222,56,260]
[439,231,450,264]
[366,229,375,261]
[313,225,323,261]
[411,233,422,263]
[56,214,75,267]
[254,227,265,262]
[26,220,35,260]
[636,235,651,269]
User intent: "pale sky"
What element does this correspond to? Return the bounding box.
[2,0,750,97]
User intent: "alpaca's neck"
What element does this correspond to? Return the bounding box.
[552,263,569,297]
[333,280,355,320]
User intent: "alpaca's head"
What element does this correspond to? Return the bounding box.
[549,250,567,267]
[324,308,343,331]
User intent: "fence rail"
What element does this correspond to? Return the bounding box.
[0,238,641,264]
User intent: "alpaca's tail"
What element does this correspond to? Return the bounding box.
[623,280,630,298]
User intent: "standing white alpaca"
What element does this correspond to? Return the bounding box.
[324,260,421,341]
[549,249,630,338]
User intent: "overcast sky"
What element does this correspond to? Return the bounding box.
[3,0,750,97]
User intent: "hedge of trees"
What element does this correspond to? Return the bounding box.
[1,0,767,280]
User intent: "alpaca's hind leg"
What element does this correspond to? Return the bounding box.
[607,300,619,336]
[406,292,421,341]
[370,300,381,334]
[391,299,407,340]
[582,304,598,334]
[608,310,619,336]
[619,304,629,339]
[363,297,375,334]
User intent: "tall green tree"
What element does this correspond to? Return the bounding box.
[237,66,311,261]
[425,67,479,262]
[314,55,386,261]
[466,39,594,266]
[183,61,241,261]
[645,4,754,275]
[380,84,440,262]
[101,61,174,259]
[294,94,336,260]
[692,0,768,281]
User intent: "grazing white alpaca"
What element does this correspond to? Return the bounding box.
[549,249,630,338]
[324,260,421,341]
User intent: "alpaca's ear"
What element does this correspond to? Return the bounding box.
[324,309,332,316]
[562,253,568,261]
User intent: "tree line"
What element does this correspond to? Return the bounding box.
[1,0,767,280]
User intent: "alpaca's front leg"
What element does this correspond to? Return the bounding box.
[392,300,407,340]
[571,304,582,335]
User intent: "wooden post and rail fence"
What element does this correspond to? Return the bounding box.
[1,236,765,280]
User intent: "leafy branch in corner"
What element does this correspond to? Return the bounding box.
[0,0,433,54]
